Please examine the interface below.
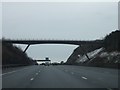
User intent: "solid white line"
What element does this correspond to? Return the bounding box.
[1,67,31,76]
[107,88,113,90]
[30,78,34,81]
[0,71,16,76]
[82,76,87,80]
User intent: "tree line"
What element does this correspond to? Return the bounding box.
[104,30,120,52]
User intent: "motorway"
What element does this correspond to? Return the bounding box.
[2,65,119,88]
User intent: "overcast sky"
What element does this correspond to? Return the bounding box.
[2,2,118,63]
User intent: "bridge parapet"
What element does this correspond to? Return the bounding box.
[2,39,103,45]
[35,60,51,62]
[2,39,103,61]
[2,39,103,53]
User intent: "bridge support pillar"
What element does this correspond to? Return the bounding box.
[23,44,31,53]
[80,45,90,61]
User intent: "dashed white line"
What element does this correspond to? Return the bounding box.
[82,76,87,80]
[30,78,34,81]
[36,73,38,75]
[71,72,74,75]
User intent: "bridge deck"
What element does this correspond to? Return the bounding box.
[2,40,103,45]
[36,60,51,62]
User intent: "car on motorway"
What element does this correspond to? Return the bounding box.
[40,63,49,66]
[43,62,50,66]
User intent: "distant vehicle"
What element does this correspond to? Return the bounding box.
[52,62,60,65]
[40,63,50,66]
[45,62,50,66]
[40,63,45,65]
[45,57,49,60]
[35,63,38,65]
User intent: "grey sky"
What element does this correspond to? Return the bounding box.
[2,2,118,62]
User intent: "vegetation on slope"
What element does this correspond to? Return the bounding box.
[66,43,102,64]
[2,41,37,66]
[66,30,120,68]
[104,30,120,52]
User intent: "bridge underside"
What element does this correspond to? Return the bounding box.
[2,39,103,61]
[36,60,51,62]
[3,40,103,52]
[2,40,103,45]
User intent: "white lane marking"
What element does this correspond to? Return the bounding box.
[107,88,113,90]
[36,73,38,75]
[0,71,16,76]
[82,76,87,80]
[71,72,74,75]
[30,78,34,81]
[1,67,31,76]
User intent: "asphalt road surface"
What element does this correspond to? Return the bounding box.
[1,65,119,88]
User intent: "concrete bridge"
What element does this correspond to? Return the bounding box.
[2,39,103,45]
[36,60,51,62]
[2,39,103,61]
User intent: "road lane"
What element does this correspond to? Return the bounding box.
[2,65,119,88]
[28,66,98,88]
[2,65,42,88]
[55,65,119,88]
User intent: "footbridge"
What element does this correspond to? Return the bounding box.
[2,39,103,61]
[2,39,102,45]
